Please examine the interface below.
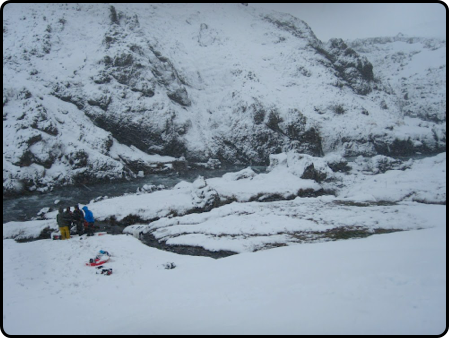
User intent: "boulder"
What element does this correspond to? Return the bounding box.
[191,176,220,211]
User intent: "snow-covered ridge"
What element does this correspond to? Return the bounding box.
[3,3,446,195]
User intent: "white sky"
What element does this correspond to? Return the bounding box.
[252,3,447,41]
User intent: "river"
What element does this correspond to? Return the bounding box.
[3,153,437,224]
[3,166,265,224]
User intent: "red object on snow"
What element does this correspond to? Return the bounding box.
[85,255,110,266]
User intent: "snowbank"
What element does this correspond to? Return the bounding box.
[338,152,446,204]
[3,220,56,241]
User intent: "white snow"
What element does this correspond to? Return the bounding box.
[3,217,445,335]
[2,152,446,335]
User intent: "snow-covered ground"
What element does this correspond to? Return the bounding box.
[2,152,446,334]
[3,217,445,335]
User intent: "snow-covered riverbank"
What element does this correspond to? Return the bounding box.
[4,152,445,251]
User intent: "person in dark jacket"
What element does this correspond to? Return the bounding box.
[64,207,73,234]
[82,206,95,236]
[72,205,85,235]
[56,207,71,240]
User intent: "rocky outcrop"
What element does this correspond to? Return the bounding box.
[212,105,324,165]
[190,176,220,212]
[312,38,374,95]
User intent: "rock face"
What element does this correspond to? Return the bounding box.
[3,3,446,195]
[313,38,374,95]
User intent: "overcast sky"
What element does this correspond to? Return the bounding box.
[252,3,446,41]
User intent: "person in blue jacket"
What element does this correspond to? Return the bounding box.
[82,206,95,236]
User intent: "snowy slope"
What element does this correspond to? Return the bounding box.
[3,218,445,335]
[3,3,446,195]
[350,35,446,124]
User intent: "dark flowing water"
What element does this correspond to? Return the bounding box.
[3,166,266,224]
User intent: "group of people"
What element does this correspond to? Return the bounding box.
[56,205,95,240]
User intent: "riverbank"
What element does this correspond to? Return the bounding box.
[4,152,446,258]
[3,164,259,224]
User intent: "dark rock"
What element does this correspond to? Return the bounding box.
[327,159,351,173]
[87,95,112,111]
[313,38,374,95]
[113,53,133,67]
[301,163,321,181]
[109,5,119,25]
[167,87,191,106]
[172,158,189,171]
[66,150,89,169]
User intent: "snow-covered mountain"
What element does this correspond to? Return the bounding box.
[3,3,446,195]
